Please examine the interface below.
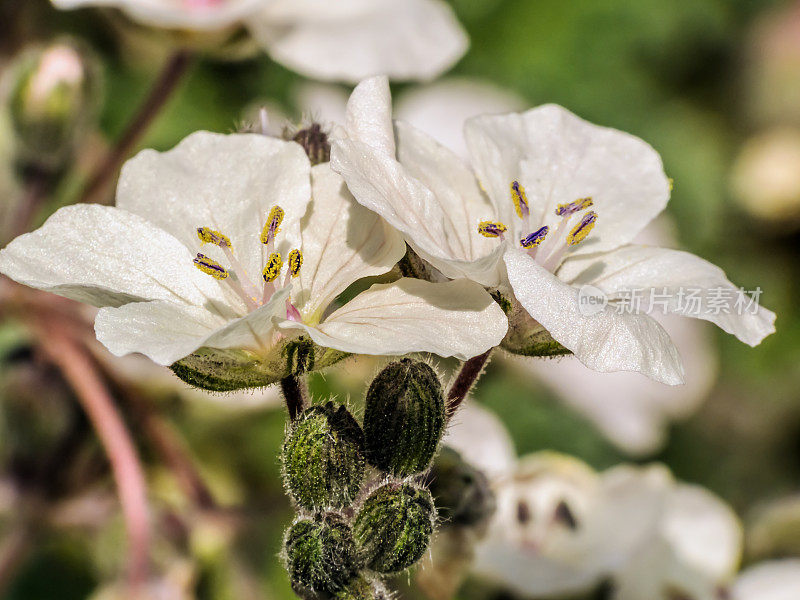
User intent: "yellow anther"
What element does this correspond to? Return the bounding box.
[288,249,303,278]
[555,197,593,217]
[262,252,283,283]
[566,212,598,246]
[510,181,530,219]
[197,227,231,247]
[193,253,229,280]
[477,221,508,238]
[261,205,285,244]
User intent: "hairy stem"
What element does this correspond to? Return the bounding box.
[39,324,150,590]
[446,349,493,420]
[79,49,193,206]
[280,376,308,421]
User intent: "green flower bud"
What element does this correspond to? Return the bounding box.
[6,41,98,173]
[335,576,391,600]
[282,401,365,510]
[353,483,436,574]
[284,513,360,595]
[428,447,495,527]
[170,339,348,392]
[500,296,571,357]
[363,359,445,477]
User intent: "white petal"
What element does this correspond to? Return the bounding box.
[661,484,742,579]
[95,301,226,366]
[52,0,262,31]
[733,560,800,600]
[472,452,603,597]
[95,285,291,365]
[589,464,674,573]
[278,278,507,360]
[516,313,717,455]
[331,129,504,286]
[292,164,405,320]
[504,248,684,384]
[0,204,226,308]
[395,78,526,159]
[465,104,670,252]
[442,401,517,480]
[117,131,311,283]
[344,75,395,156]
[559,244,777,346]
[249,0,467,83]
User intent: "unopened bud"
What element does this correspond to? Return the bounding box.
[353,482,436,574]
[282,401,365,510]
[428,447,495,527]
[5,41,97,172]
[335,576,391,600]
[287,122,330,165]
[363,359,445,477]
[284,513,360,594]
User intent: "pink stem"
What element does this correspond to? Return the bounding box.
[40,325,150,590]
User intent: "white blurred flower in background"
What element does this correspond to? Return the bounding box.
[732,128,800,228]
[50,0,468,82]
[446,405,743,599]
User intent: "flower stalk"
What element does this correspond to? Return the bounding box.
[36,321,151,592]
[79,49,193,206]
[446,349,493,420]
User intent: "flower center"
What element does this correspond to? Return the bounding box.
[478,181,598,273]
[193,205,303,319]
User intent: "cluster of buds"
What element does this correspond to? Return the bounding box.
[280,359,448,600]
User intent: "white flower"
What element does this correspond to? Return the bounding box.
[0,131,507,382]
[470,454,741,599]
[732,560,800,600]
[291,77,526,159]
[331,76,776,384]
[444,407,743,600]
[50,0,467,83]
[513,219,719,456]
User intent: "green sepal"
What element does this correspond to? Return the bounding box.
[363,359,445,477]
[500,296,571,357]
[353,482,436,574]
[170,337,348,392]
[282,401,365,510]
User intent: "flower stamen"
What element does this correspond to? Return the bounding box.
[197,226,231,248]
[566,211,597,246]
[288,249,303,278]
[478,221,507,239]
[555,197,593,217]
[520,226,549,249]
[263,252,283,283]
[510,180,530,220]
[194,253,228,279]
[261,205,284,246]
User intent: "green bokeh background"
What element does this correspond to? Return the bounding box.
[1,0,800,598]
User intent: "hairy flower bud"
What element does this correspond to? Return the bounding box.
[284,513,360,594]
[353,482,436,573]
[336,576,391,600]
[363,359,445,477]
[288,122,331,165]
[428,447,495,528]
[5,41,97,172]
[282,401,365,510]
